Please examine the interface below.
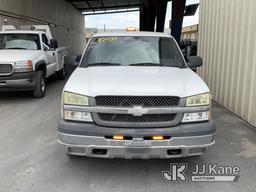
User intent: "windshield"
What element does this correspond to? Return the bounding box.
[80,36,186,68]
[0,33,41,50]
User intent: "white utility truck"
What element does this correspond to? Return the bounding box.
[0,25,69,98]
[58,32,216,159]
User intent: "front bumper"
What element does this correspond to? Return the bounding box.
[0,72,37,91]
[58,120,216,159]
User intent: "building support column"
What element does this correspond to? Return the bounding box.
[139,7,146,31]
[171,0,186,43]
[140,0,157,32]
[156,0,168,32]
[146,0,157,31]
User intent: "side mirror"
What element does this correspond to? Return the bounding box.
[187,56,203,69]
[50,39,58,49]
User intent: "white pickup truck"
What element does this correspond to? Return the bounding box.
[58,32,216,159]
[0,25,69,98]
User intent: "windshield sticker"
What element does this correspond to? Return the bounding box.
[97,37,117,43]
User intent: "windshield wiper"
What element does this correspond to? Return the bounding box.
[6,47,27,50]
[129,63,183,68]
[129,63,169,67]
[87,63,122,67]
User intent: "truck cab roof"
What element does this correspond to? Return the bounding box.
[0,30,46,35]
[93,31,173,38]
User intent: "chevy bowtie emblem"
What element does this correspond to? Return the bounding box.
[127,106,148,116]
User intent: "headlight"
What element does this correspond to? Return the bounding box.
[62,92,92,122]
[182,111,211,123]
[186,93,211,107]
[14,60,33,72]
[64,110,93,122]
[63,92,89,106]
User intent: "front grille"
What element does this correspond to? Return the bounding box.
[98,113,177,123]
[92,96,182,128]
[0,64,13,75]
[95,96,180,107]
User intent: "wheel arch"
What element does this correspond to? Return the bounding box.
[35,60,47,76]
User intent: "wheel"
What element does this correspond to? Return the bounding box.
[56,66,66,80]
[33,71,46,98]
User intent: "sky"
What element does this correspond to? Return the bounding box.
[85,0,200,29]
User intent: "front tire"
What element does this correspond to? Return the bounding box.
[33,71,46,98]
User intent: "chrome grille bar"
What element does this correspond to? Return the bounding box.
[63,105,210,114]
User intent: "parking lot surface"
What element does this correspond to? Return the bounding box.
[1,78,256,192]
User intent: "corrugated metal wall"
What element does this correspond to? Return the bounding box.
[0,0,85,55]
[198,0,256,127]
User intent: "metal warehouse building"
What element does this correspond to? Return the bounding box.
[198,0,256,127]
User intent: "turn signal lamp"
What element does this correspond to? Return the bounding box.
[153,136,164,140]
[126,27,136,32]
[113,136,124,140]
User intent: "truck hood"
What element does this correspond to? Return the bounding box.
[64,66,210,98]
[0,50,41,62]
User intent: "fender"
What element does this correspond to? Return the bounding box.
[35,60,47,76]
